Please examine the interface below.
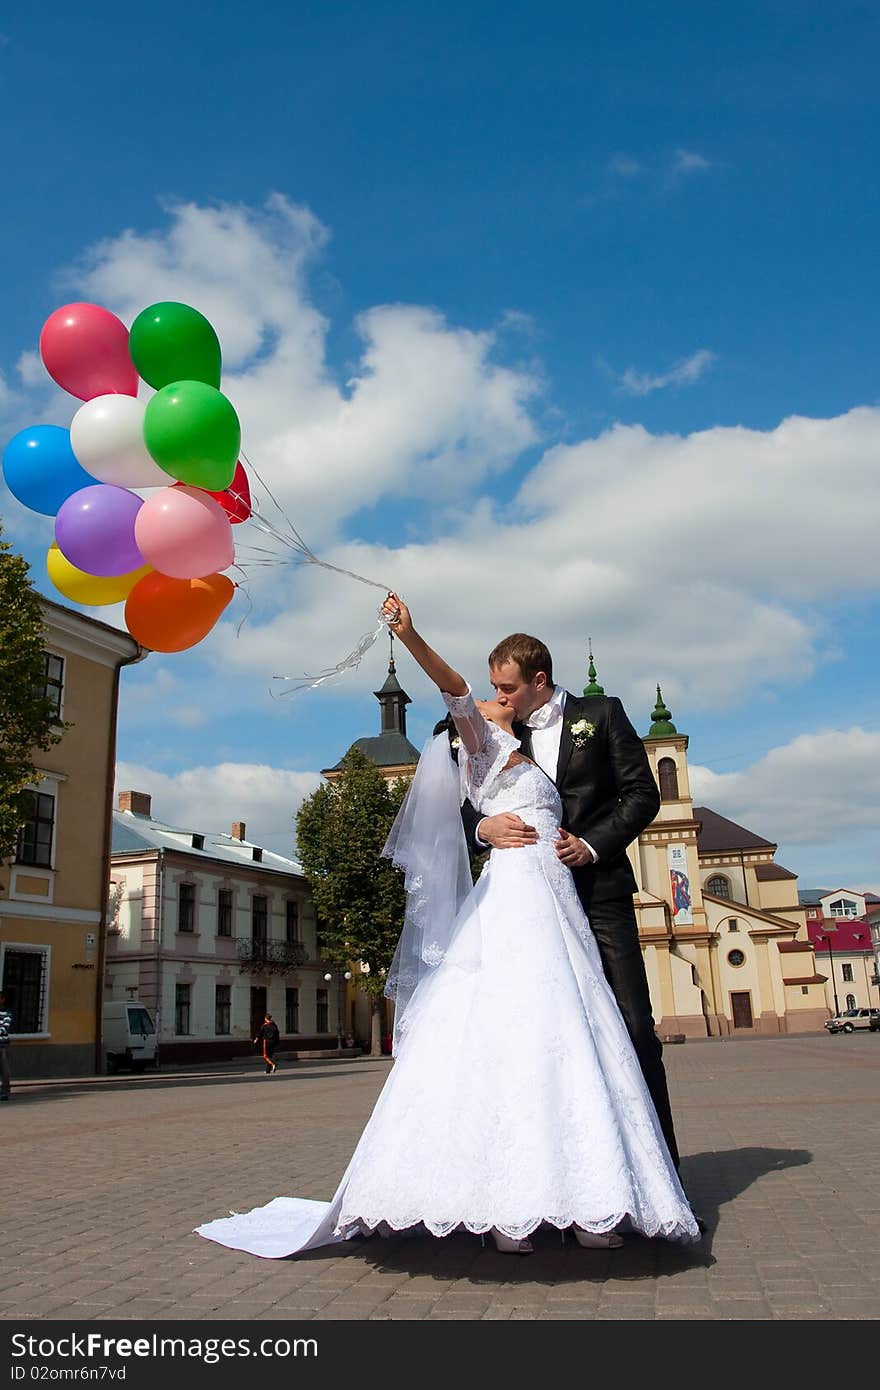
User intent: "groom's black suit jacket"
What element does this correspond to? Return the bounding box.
[462,692,660,908]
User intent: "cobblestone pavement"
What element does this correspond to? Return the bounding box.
[0,1034,877,1321]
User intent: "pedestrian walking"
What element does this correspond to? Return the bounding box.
[253,1014,280,1074]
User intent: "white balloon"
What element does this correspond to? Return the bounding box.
[70,394,169,488]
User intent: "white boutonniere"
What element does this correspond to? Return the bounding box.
[450,736,461,751]
[568,718,596,748]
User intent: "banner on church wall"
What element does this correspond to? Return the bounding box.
[668,844,693,926]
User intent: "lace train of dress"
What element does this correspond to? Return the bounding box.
[195,692,699,1257]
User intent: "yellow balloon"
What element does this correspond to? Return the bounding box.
[46,542,152,606]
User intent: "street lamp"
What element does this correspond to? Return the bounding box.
[821,933,840,1015]
[327,969,352,1049]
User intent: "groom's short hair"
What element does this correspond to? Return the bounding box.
[488,634,553,684]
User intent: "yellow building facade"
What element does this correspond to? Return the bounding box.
[0,600,141,1076]
[633,687,827,1037]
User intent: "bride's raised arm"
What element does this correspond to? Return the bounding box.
[381,592,485,755]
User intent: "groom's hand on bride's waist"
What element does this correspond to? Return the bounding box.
[475,813,538,848]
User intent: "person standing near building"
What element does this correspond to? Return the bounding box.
[0,992,12,1102]
[253,1014,280,1074]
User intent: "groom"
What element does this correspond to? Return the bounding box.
[461,632,681,1170]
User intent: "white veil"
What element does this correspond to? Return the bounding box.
[382,731,477,1051]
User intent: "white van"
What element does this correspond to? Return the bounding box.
[102,1001,159,1072]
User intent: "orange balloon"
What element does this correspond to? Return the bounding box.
[125,571,234,652]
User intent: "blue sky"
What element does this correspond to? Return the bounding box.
[1,2,878,886]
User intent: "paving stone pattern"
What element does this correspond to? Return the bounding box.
[0,1034,877,1321]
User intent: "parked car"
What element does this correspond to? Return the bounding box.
[824,1007,880,1034]
[103,1001,160,1071]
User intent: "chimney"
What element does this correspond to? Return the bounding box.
[231,821,246,841]
[118,790,152,818]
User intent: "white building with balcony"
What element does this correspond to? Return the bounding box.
[107,791,342,1063]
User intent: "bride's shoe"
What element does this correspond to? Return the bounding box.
[490,1228,533,1255]
[572,1225,624,1249]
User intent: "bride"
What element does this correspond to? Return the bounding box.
[195,595,699,1257]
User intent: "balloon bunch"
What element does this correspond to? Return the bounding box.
[2,301,253,652]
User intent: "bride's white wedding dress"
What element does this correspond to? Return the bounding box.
[195,690,699,1257]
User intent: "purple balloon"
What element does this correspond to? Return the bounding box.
[55,485,144,577]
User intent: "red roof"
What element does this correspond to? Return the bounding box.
[807,918,875,952]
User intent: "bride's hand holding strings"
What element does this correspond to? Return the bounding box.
[382,591,413,638]
[379,591,468,700]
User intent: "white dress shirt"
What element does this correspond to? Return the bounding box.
[476,685,598,862]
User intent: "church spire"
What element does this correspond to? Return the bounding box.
[583,638,605,696]
[373,632,412,736]
[647,684,678,738]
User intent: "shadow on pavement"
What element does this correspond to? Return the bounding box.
[281,1145,813,1284]
[5,1059,390,1103]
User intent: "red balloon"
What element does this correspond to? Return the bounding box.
[173,459,252,524]
[40,303,139,402]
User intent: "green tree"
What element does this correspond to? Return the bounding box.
[296,748,410,1056]
[0,522,62,863]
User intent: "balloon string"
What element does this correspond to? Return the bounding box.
[269,619,388,697]
[232,450,394,695]
[230,566,254,637]
[235,451,391,591]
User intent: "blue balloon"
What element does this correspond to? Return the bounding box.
[2,425,97,517]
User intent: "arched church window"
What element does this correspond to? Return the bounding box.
[706,874,731,900]
[657,757,679,801]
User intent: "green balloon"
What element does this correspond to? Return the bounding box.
[130,301,222,390]
[143,381,240,491]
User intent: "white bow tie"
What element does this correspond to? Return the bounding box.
[526,702,562,730]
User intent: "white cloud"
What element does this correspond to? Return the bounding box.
[618,348,716,395]
[69,196,539,546]
[608,155,642,177]
[672,148,713,175]
[685,728,880,891]
[690,727,880,850]
[115,760,323,854]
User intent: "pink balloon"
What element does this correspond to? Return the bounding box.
[134,485,234,580]
[40,303,139,402]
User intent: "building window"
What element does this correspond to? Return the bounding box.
[657,757,679,801]
[215,984,231,1035]
[192,834,205,851]
[1,946,49,1034]
[842,963,854,983]
[316,987,329,1033]
[727,949,745,968]
[175,983,191,1035]
[830,898,858,919]
[285,988,299,1034]
[728,919,739,932]
[217,889,233,938]
[845,993,856,1011]
[178,883,195,933]
[801,986,809,995]
[706,874,731,900]
[286,900,300,943]
[16,790,55,868]
[38,653,64,720]
[252,895,268,941]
